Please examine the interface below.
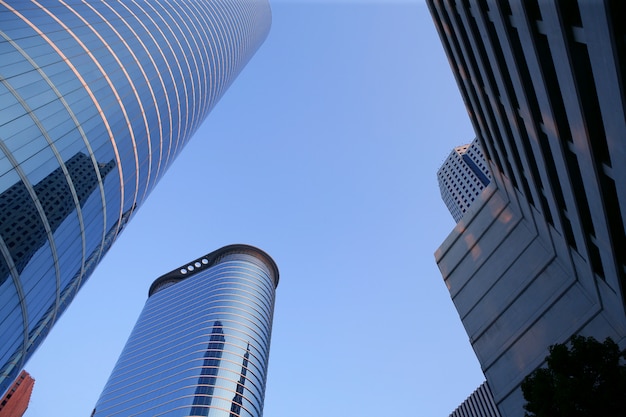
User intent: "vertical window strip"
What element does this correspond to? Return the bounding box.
[107,1,176,181]
[467,5,511,181]
[440,3,494,174]
[147,0,196,152]
[128,0,186,165]
[568,41,611,167]
[61,0,150,212]
[598,173,626,299]
[78,1,160,198]
[184,0,220,121]
[171,0,211,121]
[201,1,230,116]
[153,0,201,137]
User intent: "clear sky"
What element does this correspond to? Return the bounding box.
[24,1,485,416]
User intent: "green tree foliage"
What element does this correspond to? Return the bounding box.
[521,335,626,417]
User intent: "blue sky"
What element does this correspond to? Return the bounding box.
[24,1,484,416]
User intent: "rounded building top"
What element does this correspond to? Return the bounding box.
[148,244,279,297]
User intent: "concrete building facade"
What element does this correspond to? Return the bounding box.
[428,1,626,415]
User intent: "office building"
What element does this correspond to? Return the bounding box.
[428,1,626,415]
[0,0,271,395]
[92,244,278,417]
[437,138,491,222]
[0,370,34,417]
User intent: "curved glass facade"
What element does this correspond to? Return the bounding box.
[0,0,271,394]
[92,244,279,417]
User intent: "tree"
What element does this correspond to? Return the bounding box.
[521,335,626,417]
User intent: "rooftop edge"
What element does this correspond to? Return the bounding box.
[148,244,279,297]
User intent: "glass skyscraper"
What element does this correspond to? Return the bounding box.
[92,244,279,417]
[0,0,271,395]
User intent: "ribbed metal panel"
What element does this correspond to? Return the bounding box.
[449,382,500,417]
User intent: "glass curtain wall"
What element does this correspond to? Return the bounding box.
[0,0,271,394]
[92,244,279,417]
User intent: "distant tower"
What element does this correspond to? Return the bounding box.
[0,0,271,394]
[0,370,34,417]
[92,245,279,417]
[437,139,491,222]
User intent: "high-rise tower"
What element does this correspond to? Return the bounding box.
[428,1,626,415]
[437,138,491,222]
[0,0,271,395]
[92,244,279,417]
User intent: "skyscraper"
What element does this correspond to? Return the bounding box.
[428,1,626,415]
[92,244,279,417]
[437,138,491,222]
[0,0,271,395]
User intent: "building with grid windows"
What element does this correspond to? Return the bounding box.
[428,1,626,415]
[437,138,491,222]
[0,0,271,396]
[91,244,279,417]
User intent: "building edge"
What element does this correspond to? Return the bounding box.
[149,244,279,297]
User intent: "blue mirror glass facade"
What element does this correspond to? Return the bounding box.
[92,244,279,417]
[0,0,271,395]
